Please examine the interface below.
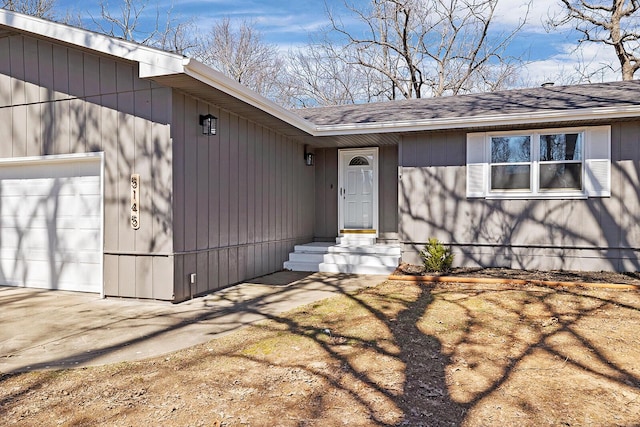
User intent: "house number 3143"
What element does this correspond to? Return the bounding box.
[131,174,140,230]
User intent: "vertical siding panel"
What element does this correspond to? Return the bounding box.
[255,127,264,242]
[85,97,102,152]
[219,111,230,247]
[0,37,11,107]
[183,98,198,250]
[135,257,153,298]
[208,109,220,248]
[118,257,136,298]
[26,103,41,156]
[246,122,255,244]
[116,62,133,93]
[255,243,264,276]
[238,246,247,282]
[269,131,277,241]
[172,93,185,252]
[50,42,67,100]
[381,145,398,234]
[152,257,174,300]
[100,57,117,94]
[238,118,248,245]
[22,37,39,104]
[12,105,27,157]
[83,54,100,98]
[69,98,85,153]
[276,135,283,241]
[274,135,281,241]
[173,255,185,301]
[0,108,11,157]
[117,93,135,252]
[196,103,209,250]
[288,140,294,239]
[151,88,172,254]
[134,90,153,251]
[23,37,40,104]
[246,244,255,279]
[218,248,229,287]
[208,250,219,290]
[228,114,239,246]
[37,40,53,102]
[65,48,82,98]
[317,148,328,237]
[196,252,208,294]
[103,254,119,296]
[9,36,26,105]
[314,149,323,236]
[229,247,238,285]
[184,254,196,297]
[102,95,119,251]
[53,100,70,154]
[40,95,57,154]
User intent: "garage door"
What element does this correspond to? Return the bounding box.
[0,155,102,293]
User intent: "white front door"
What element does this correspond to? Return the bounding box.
[338,148,378,235]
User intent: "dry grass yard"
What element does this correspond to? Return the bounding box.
[2,279,640,426]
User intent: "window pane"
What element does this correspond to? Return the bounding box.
[491,136,531,163]
[540,133,583,161]
[540,163,582,190]
[349,156,370,166]
[491,165,531,190]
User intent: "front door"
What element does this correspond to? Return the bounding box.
[338,148,379,236]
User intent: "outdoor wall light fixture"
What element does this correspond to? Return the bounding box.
[199,114,217,136]
[304,145,314,166]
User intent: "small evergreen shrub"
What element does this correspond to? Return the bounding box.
[420,238,454,273]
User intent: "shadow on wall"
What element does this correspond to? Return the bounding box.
[399,128,640,272]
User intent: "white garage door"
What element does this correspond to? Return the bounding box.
[0,155,103,293]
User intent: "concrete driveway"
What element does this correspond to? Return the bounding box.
[0,272,384,374]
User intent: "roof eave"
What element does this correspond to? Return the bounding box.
[0,9,185,76]
[311,105,640,136]
[182,59,316,134]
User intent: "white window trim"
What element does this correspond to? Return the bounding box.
[467,125,611,200]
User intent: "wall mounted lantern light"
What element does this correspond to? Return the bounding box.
[304,145,314,166]
[199,114,217,136]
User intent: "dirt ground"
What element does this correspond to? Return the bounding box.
[394,263,640,285]
[2,277,640,426]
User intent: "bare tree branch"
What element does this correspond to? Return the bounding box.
[191,18,287,101]
[1,0,56,19]
[324,0,528,100]
[549,0,640,80]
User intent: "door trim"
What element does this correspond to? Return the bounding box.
[338,147,379,237]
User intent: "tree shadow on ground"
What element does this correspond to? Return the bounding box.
[2,276,640,426]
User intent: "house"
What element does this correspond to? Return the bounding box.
[0,9,639,302]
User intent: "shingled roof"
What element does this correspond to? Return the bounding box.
[295,80,640,127]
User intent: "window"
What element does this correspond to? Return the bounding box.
[467,126,610,199]
[490,135,531,190]
[349,156,370,166]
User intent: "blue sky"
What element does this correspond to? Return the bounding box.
[55,0,621,86]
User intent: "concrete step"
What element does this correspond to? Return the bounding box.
[328,245,401,256]
[292,242,334,253]
[318,263,397,275]
[289,252,400,266]
[283,261,321,272]
[284,241,401,275]
[336,236,376,245]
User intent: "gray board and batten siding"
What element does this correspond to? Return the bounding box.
[171,92,315,302]
[300,81,640,272]
[398,123,640,272]
[0,33,175,299]
[0,32,316,301]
